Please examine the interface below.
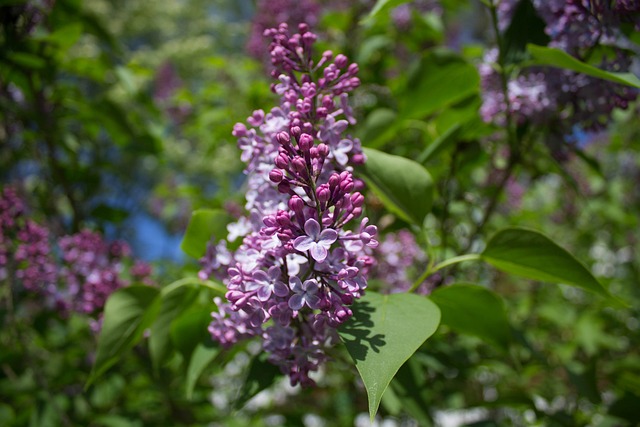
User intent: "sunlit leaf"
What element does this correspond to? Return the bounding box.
[338,291,441,420]
[360,148,434,225]
[180,209,233,258]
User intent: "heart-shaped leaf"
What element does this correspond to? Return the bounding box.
[360,148,434,225]
[180,209,233,259]
[481,228,610,298]
[338,291,441,420]
[430,283,511,351]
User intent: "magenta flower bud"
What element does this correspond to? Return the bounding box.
[329,173,340,189]
[288,195,305,214]
[317,143,329,158]
[275,152,289,169]
[347,63,359,75]
[316,184,330,203]
[276,131,290,145]
[351,153,365,165]
[292,156,307,173]
[298,133,314,151]
[309,147,319,158]
[352,207,362,218]
[277,181,291,194]
[322,50,333,61]
[351,192,364,207]
[269,169,284,183]
[232,123,247,137]
[335,54,348,69]
[290,126,301,138]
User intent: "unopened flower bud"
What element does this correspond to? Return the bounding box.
[269,169,284,183]
[335,54,348,69]
[316,184,330,203]
[276,131,290,145]
[298,133,314,151]
[317,143,329,158]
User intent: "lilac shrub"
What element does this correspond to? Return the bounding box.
[480,0,639,136]
[0,186,154,320]
[201,23,377,386]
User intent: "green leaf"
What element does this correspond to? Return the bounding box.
[365,0,412,21]
[234,353,281,409]
[169,308,212,361]
[416,123,461,164]
[481,228,611,298]
[338,291,441,420]
[185,342,219,399]
[527,44,640,89]
[360,148,434,225]
[6,52,46,69]
[400,52,480,119]
[430,283,511,351]
[180,209,233,258]
[502,0,549,64]
[149,284,199,371]
[88,286,161,386]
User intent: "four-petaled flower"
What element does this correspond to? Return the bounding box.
[288,277,321,310]
[293,218,337,262]
[253,265,289,301]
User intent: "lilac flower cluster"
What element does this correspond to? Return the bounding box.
[480,0,639,135]
[371,230,437,295]
[246,0,320,59]
[201,23,376,386]
[0,186,154,319]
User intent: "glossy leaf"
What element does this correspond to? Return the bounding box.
[88,286,161,386]
[338,291,441,420]
[360,148,434,225]
[185,342,219,399]
[180,209,233,259]
[481,228,610,298]
[527,44,640,89]
[430,283,511,350]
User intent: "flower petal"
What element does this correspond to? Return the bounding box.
[293,235,314,252]
[273,281,290,297]
[310,243,328,262]
[318,228,338,245]
[303,218,321,239]
[288,294,304,311]
[257,285,272,301]
[305,293,322,309]
[289,276,302,292]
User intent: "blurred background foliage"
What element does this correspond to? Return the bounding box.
[1,0,639,426]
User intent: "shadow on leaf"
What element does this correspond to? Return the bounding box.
[338,301,386,361]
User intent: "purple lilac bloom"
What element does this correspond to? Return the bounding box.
[0,186,154,321]
[246,0,320,59]
[371,230,437,295]
[203,23,377,387]
[480,0,639,136]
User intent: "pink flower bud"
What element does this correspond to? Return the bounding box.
[298,133,314,151]
[269,169,284,183]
